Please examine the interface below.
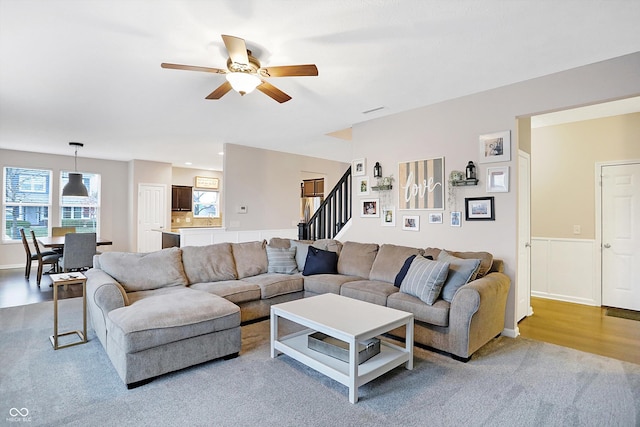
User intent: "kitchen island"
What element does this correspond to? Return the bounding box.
[154,227,297,248]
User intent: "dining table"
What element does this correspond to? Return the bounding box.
[38,235,113,249]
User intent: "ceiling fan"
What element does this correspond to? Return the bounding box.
[161,34,318,103]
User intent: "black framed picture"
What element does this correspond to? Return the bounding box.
[465,197,495,221]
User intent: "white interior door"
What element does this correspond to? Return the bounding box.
[517,151,533,321]
[137,183,166,253]
[601,162,640,311]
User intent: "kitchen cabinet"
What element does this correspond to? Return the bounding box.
[172,185,192,211]
[302,179,324,197]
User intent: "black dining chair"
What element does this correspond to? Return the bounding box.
[19,228,58,280]
[29,229,61,286]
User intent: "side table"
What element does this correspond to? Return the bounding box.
[49,273,87,350]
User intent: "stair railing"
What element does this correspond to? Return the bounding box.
[298,167,351,240]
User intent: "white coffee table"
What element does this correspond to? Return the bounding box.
[270,293,413,403]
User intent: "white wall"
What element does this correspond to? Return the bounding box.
[1,148,130,267]
[344,52,640,334]
[223,143,349,230]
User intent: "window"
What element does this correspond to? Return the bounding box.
[60,171,101,234]
[3,167,52,241]
[193,190,219,218]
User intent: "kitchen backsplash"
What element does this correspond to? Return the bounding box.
[171,211,223,228]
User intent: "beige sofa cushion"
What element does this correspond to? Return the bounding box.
[231,240,268,279]
[189,280,261,304]
[241,273,304,299]
[386,292,450,327]
[369,244,423,283]
[425,247,493,278]
[181,243,237,284]
[337,241,379,278]
[340,280,399,306]
[98,247,187,292]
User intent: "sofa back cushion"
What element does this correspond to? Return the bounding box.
[337,241,379,278]
[99,247,188,292]
[425,247,493,278]
[231,240,268,279]
[369,244,423,284]
[181,243,237,284]
[313,239,343,255]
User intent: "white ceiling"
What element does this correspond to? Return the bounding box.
[1,0,639,171]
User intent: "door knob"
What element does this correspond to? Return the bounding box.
[603,243,611,249]
[525,242,531,248]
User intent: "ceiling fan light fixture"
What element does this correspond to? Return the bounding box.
[226,72,261,95]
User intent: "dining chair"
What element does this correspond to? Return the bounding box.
[59,233,97,272]
[20,228,56,279]
[29,230,61,286]
[52,226,76,237]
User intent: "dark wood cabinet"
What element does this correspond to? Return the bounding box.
[171,185,192,211]
[302,179,324,197]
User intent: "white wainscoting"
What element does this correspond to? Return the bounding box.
[531,237,599,306]
[179,228,298,247]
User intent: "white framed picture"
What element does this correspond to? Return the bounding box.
[428,212,443,224]
[486,166,509,192]
[360,198,379,217]
[478,130,511,163]
[402,215,420,231]
[353,158,366,176]
[450,211,461,227]
[356,176,370,196]
[381,207,395,226]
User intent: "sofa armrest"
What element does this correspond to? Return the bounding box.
[85,268,129,347]
[448,271,510,358]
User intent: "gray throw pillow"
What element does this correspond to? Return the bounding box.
[266,246,298,274]
[290,240,311,271]
[400,256,450,305]
[438,250,481,302]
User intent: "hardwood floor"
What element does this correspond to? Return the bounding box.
[519,297,640,365]
[0,267,83,308]
[1,267,639,365]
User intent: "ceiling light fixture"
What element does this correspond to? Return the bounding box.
[62,142,89,197]
[225,72,261,96]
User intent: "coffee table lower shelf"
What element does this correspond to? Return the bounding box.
[273,329,411,399]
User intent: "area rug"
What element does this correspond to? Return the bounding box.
[606,307,640,322]
[1,298,639,426]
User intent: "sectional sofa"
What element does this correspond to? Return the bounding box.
[85,239,510,387]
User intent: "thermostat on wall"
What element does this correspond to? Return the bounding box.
[237,206,248,214]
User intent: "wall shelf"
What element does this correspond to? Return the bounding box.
[371,185,393,191]
[451,179,478,187]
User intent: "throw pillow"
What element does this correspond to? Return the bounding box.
[266,246,298,274]
[399,256,450,305]
[290,240,312,271]
[302,246,338,276]
[394,255,417,287]
[438,250,482,302]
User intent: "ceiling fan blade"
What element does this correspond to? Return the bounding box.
[161,63,226,74]
[260,64,318,77]
[256,81,292,103]
[221,34,249,65]
[205,81,233,99]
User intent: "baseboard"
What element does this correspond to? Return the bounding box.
[0,264,24,270]
[502,327,519,338]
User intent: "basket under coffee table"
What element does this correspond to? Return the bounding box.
[270,293,414,403]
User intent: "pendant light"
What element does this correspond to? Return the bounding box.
[62,142,89,197]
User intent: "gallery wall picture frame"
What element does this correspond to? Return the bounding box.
[357,176,370,196]
[398,157,445,210]
[353,158,366,176]
[465,197,495,221]
[486,166,509,192]
[381,206,396,227]
[360,198,380,217]
[450,211,462,227]
[402,215,420,231]
[478,130,511,163]
[428,212,443,224]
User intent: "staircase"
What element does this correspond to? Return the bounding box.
[298,167,351,240]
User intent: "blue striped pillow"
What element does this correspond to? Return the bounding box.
[400,256,450,305]
[266,246,298,274]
